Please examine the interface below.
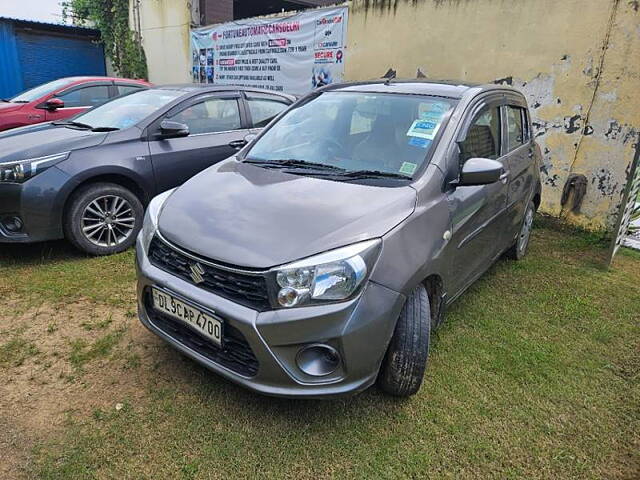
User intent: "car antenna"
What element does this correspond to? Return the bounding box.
[381,68,397,85]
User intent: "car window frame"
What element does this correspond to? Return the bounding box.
[242,92,292,128]
[459,101,505,162]
[504,104,529,153]
[47,81,114,109]
[148,91,249,139]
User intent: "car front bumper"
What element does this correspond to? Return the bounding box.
[0,166,72,243]
[136,236,406,398]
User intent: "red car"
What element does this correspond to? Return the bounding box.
[0,76,151,131]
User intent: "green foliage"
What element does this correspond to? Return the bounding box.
[62,0,148,79]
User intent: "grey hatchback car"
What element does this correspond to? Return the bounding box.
[136,80,542,398]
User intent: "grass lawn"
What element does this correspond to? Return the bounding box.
[0,218,638,479]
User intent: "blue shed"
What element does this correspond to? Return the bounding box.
[0,17,106,98]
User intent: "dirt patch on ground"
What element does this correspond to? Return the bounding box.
[0,297,189,479]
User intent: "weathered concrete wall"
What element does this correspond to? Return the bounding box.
[346,0,640,230]
[132,0,192,84]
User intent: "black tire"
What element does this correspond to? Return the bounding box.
[378,283,431,397]
[64,182,143,256]
[506,200,535,261]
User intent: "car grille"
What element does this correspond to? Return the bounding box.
[148,236,271,311]
[145,290,259,377]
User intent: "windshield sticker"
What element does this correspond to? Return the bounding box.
[419,101,449,118]
[399,162,418,176]
[408,137,431,149]
[406,113,443,140]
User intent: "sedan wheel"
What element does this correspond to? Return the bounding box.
[65,183,143,256]
[81,195,136,248]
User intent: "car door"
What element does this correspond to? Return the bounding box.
[43,83,112,121]
[503,101,535,239]
[446,97,510,295]
[148,92,251,192]
[244,92,292,134]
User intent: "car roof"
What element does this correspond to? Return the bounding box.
[322,79,516,99]
[154,84,294,97]
[60,76,148,83]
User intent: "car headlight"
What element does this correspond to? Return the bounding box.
[270,239,382,308]
[0,152,70,183]
[139,188,176,252]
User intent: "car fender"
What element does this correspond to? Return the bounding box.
[369,165,453,297]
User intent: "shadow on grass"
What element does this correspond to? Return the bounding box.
[0,240,93,267]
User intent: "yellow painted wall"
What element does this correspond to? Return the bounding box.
[139,0,639,230]
[346,0,640,230]
[133,0,191,84]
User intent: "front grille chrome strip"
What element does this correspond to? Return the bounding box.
[155,231,268,276]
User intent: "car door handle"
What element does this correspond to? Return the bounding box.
[229,139,247,150]
[500,171,510,184]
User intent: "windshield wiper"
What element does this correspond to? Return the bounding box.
[52,120,94,130]
[90,126,120,132]
[339,169,410,180]
[244,158,347,172]
[302,169,411,181]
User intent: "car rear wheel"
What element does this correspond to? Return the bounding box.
[507,200,535,260]
[64,183,143,256]
[377,283,431,397]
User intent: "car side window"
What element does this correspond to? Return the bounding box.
[460,106,501,161]
[56,85,111,108]
[506,105,526,151]
[247,98,289,128]
[117,85,144,96]
[168,98,242,135]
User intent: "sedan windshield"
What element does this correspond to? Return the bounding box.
[70,89,183,130]
[245,91,455,178]
[10,78,76,103]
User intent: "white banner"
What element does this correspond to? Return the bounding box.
[190,6,348,96]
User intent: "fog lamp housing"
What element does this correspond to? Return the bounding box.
[296,344,341,377]
[1,215,24,233]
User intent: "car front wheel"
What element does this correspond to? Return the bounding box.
[378,283,431,397]
[64,182,143,256]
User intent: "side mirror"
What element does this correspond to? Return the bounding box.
[44,98,64,111]
[457,158,504,186]
[159,120,189,139]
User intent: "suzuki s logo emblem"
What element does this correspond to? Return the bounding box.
[189,263,205,284]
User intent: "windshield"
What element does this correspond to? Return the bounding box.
[245,91,456,178]
[71,89,183,130]
[10,78,76,103]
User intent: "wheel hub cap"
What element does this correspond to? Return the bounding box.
[81,195,135,248]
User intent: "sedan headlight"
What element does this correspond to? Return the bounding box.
[139,188,176,252]
[0,152,70,183]
[271,239,382,308]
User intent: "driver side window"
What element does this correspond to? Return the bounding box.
[460,106,501,162]
[168,98,241,135]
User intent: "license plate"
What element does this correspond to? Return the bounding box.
[152,288,222,347]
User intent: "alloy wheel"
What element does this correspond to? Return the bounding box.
[81,195,136,247]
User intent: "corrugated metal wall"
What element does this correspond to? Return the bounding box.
[0,19,106,99]
[0,20,23,98]
[15,30,106,90]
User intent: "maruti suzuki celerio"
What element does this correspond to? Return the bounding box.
[136,80,542,398]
